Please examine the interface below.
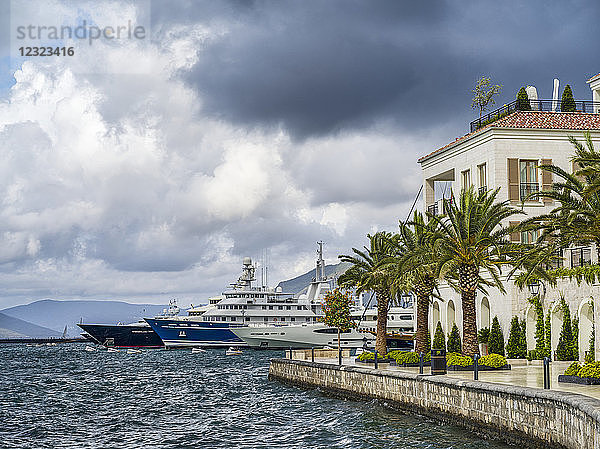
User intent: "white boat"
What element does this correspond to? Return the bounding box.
[126,348,142,354]
[225,346,243,355]
[85,345,96,352]
[231,323,374,349]
[107,347,120,353]
[191,348,207,353]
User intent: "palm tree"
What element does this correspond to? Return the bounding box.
[338,232,396,355]
[430,187,524,356]
[387,211,440,354]
[518,133,600,282]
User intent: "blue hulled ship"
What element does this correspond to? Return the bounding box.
[145,256,323,348]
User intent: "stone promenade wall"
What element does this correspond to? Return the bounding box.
[269,359,600,449]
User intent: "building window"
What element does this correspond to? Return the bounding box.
[571,247,591,267]
[461,169,471,190]
[520,160,539,200]
[520,229,539,244]
[478,163,487,194]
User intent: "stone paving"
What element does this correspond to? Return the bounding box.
[308,355,600,400]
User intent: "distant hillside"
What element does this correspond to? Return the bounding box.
[0,312,61,338]
[0,300,167,337]
[277,262,350,295]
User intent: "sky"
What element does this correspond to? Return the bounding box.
[0,0,598,309]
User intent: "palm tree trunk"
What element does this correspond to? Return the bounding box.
[415,294,430,354]
[459,264,480,357]
[375,289,389,355]
[461,289,479,356]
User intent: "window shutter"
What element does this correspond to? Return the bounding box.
[541,159,553,204]
[507,158,519,202]
[509,221,520,243]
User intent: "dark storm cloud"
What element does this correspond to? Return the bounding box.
[152,0,600,140]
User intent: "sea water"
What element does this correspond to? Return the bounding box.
[0,344,513,448]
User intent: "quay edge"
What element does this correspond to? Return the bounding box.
[268,359,600,449]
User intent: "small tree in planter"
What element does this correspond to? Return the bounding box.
[447,323,462,353]
[506,316,526,358]
[321,288,356,352]
[478,327,489,355]
[488,316,505,356]
[561,84,576,112]
[516,87,531,111]
[433,322,446,351]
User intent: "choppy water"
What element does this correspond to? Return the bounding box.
[0,344,513,449]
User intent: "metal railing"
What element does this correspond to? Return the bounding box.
[427,203,438,216]
[520,182,539,201]
[470,99,600,133]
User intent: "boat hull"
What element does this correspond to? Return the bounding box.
[144,318,246,348]
[77,324,164,348]
[232,324,373,349]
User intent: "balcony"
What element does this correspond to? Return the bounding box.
[427,198,453,217]
[470,99,600,133]
[520,182,539,201]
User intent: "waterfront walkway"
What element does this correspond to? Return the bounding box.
[307,355,600,400]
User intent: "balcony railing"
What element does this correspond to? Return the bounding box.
[571,247,591,268]
[427,203,438,216]
[470,99,600,133]
[520,182,539,201]
[427,198,454,217]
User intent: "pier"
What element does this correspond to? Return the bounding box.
[269,358,600,449]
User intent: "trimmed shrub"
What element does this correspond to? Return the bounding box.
[577,362,600,379]
[432,322,446,351]
[446,352,472,367]
[564,362,581,376]
[572,317,579,359]
[488,316,505,356]
[447,323,462,353]
[556,298,577,361]
[426,330,431,353]
[531,296,546,359]
[544,312,552,358]
[519,318,528,357]
[506,316,527,358]
[516,87,531,111]
[479,353,508,368]
[561,84,576,112]
[386,351,430,364]
[586,323,595,363]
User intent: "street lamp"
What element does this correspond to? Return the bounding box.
[527,280,545,297]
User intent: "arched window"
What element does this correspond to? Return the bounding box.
[447,300,456,333]
[481,297,490,329]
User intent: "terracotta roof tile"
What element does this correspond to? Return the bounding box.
[588,73,600,83]
[418,111,600,163]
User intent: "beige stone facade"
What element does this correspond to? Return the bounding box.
[418,80,600,360]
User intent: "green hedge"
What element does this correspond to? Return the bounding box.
[446,352,472,367]
[563,361,600,379]
[479,353,508,368]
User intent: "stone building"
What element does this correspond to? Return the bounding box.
[417,73,600,359]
